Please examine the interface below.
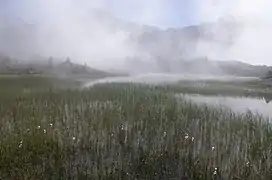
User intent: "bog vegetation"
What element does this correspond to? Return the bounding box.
[0,75,272,179]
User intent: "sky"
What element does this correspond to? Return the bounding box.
[0,0,197,28]
[2,0,271,28]
[106,0,196,28]
[1,0,272,66]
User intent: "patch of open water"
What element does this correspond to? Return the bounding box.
[83,74,270,118]
[181,94,272,118]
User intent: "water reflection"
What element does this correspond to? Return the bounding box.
[180,94,272,118]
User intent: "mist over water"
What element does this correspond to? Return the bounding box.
[84,73,257,87]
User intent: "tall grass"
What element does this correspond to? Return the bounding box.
[0,77,272,179]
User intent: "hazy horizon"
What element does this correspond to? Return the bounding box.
[1,0,272,69]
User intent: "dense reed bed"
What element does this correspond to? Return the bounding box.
[0,77,271,179]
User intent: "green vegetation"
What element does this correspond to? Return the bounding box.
[0,56,126,81]
[0,75,80,101]
[0,76,272,179]
[165,79,272,100]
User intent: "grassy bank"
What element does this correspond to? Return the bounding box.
[0,77,272,179]
[165,79,272,100]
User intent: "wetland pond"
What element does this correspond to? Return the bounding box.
[180,94,272,119]
[85,73,271,118]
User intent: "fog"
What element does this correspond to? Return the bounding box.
[84,73,257,88]
[1,0,272,73]
[195,0,272,65]
[0,0,138,69]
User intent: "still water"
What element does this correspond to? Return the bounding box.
[84,74,269,118]
[181,94,272,118]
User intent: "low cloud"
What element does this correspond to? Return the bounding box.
[0,0,138,69]
[195,0,272,65]
[1,0,272,70]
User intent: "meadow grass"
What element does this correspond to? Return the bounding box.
[0,76,272,179]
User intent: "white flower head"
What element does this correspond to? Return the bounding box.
[119,124,124,130]
[37,125,41,129]
[72,137,76,141]
[185,133,189,139]
[213,168,218,175]
[49,123,53,127]
[191,137,195,142]
[19,140,23,148]
[212,146,215,151]
[163,131,167,137]
[43,129,47,134]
